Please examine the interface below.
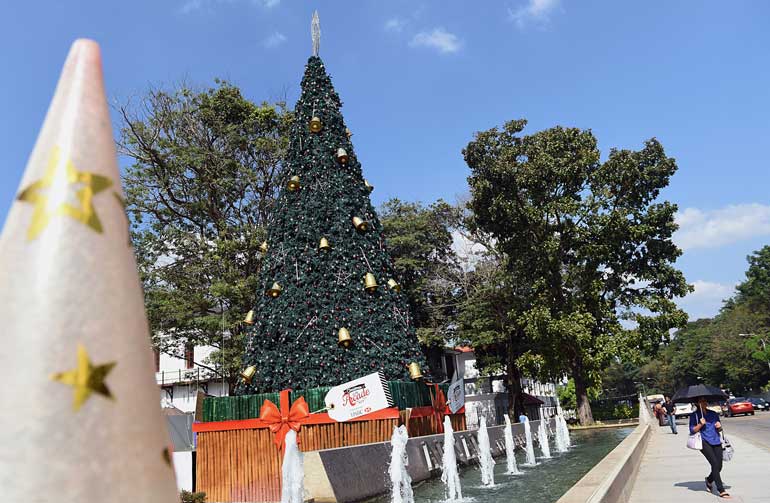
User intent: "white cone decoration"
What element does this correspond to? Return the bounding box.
[0,40,177,501]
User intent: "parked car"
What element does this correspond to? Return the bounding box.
[725,397,754,417]
[748,397,770,411]
[673,402,695,418]
[646,394,664,405]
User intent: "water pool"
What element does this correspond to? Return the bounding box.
[371,426,634,503]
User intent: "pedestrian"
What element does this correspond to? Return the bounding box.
[663,396,677,434]
[519,412,528,423]
[690,397,730,499]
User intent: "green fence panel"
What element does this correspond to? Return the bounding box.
[200,380,442,422]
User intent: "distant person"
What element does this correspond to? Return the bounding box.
[690,397,730,499]
[654,401,664,424]
[663,396,677,434]
[519,412,528,423]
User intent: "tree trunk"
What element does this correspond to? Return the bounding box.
[573,367,594,425]
[507,356,526,421]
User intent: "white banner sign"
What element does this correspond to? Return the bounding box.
[325,372,392,422]
[447,374,465,414]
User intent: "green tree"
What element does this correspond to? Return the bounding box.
[464,119,690,424]
[379,199,459,347]
[238,56,427,393]
[735,246,770,317]
[118,80,292,393]
[658,301,769,394]
[456,254,535,419]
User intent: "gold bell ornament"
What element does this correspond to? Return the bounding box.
[364,272,378,293]
[243,310,255,325]
[319,237,331,251]
[408,362,423,380]
[240,365,257,384]
[345,128,353,138]
[352,216,368,231]
[336,148,349,165]
[337,327,352,348]
[259,241,268,254]
[287,175,301,191]
[266,282,282,298]
[309,116,322,133]
[364,180,374,193]
[387,279,401,292]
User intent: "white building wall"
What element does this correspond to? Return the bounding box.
[156,340,229,412]
[172,451,194,492]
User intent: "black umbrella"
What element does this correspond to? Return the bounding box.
[671,384,727,404]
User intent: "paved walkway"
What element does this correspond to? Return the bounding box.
[629,420,770,503]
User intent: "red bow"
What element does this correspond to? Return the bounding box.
[430,384,448,433]
[259,389,310,451]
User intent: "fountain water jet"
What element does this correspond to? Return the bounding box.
[389,425,414,503]
[477,416,495,486]
[559,415,571,448]
[523,420,537,466]
[440,416,463,501]
[503,415,521,474]
[280,430,305,503]
[537,419,551,459]
[554,415,569,453]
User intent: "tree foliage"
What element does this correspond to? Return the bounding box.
[379,199,459,348]
[464,119,690,424]
[118,80,292,392]
[655,247,770,393]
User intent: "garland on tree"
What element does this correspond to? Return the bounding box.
[238,53,427,394]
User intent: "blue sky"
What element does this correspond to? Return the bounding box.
[1,1,769,320]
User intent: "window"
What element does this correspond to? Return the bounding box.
[184,345,194,369]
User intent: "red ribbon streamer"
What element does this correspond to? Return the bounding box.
[259,389,310,451]
[430,384,448,433]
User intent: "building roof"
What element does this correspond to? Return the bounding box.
[522,392,544,405]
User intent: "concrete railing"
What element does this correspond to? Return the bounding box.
[556,421,651,503]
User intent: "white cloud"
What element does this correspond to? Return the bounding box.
[674,203,770,250]
[409,27,462,54]
[384,17,407,32]
[508,0,560,28]
[676,280,736,321]
[180,0,203,14]
[180,0,278,14]
[263,32,287,48]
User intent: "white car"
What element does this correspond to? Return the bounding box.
[674,403,695,418]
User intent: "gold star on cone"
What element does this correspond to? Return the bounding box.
[17,146,113,240]
[51,344,116,411]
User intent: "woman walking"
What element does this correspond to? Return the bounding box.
[690,397,730,498]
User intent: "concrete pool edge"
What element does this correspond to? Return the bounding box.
[304,419,556,503]
[556,422,651,503]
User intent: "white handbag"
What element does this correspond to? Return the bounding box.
[687,431,702,450]
[687,409,703,450]
[721,432,734,461]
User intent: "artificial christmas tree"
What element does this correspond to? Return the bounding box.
[239,18,427,394]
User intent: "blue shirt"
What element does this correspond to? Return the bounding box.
[689,409,721,446]
[519,415,528,423]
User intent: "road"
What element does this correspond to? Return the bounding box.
[719,411,770,452]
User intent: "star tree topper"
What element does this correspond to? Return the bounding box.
[311,10,321,56]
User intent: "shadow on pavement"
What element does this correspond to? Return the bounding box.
[674,481,732,492]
